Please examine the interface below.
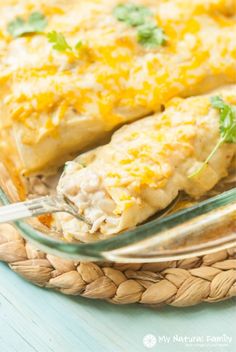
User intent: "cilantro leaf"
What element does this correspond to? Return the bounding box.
[7,17,26,38]
[47,31,72,52]
[7,11,47,38]
[210,96,226,110]
[113,3,166,48]
[189,96,236,178]
[75,40,83,50]
[137,23,166,48]
[113,3,151,27]
[47,31,84,55]
[28,12,47,32]
[210,96,236,143]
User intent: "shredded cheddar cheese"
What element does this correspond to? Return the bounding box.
[1,0,236,174]
[57,87,236,238]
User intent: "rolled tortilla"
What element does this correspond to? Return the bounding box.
[1,0,236,174]
[57,86,236,241]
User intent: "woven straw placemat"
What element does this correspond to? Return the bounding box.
[0,223,236,307]
[0,162,235,307]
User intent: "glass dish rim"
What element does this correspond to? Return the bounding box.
[0,186,236,262]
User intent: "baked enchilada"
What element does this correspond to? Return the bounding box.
[57,86,236,241]
[1,0,236,174]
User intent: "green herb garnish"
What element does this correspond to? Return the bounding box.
[211,96,236,142]
[47,31,83,54]
[113,3,151,27]
[7,12,47,38]
[47,31,72,52]
[75,40,83,50]
[189,96,236,178]
[137,23,166,48]
[113,3,166,48]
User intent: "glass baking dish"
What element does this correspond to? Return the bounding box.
[0,160,235,263]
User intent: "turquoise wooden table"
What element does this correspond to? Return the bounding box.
[0,262,235,352]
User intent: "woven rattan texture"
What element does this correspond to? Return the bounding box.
[0,224,236,307]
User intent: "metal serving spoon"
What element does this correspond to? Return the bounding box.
[0,194,92,225]
[0,189,179,226]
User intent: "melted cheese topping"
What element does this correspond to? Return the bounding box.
[1,0,236,174]
[57,86,236,239]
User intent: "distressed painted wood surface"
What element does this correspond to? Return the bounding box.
[0,262,235,352]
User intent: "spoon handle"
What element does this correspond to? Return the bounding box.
[0,195,69,223]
